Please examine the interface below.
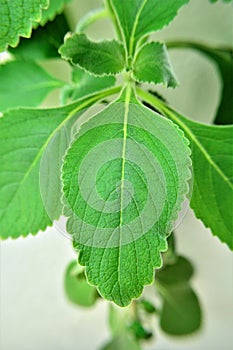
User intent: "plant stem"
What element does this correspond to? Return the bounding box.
[75,7,109,32]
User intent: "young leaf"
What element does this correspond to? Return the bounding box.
[64,260,98,307]
[136,89,233,249]
[9,14,70,60]
[133,42,178,87]
[110,0,189,55]
[59,33,125,76]
[62,87,191,306]
[168,42,233,124]
[0,0,48,52]
[0,60,64,112]
[0,87,121,239]
[156,257,202,335]
[61,67,116,104]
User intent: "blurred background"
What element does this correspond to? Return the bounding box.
[0,0,233,349]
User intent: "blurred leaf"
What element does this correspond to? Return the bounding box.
[129,320,152,340]
[100,335,141,350]
[138,299,157,314]
[133,42,178,87]
[156,256,194,285]
[9,14,70,60]
[61,67,116,104]
[168,42,233,125]
[59,33,125,76]
[159,284,202,335]
[156,256,202,335]
[0,60,64,112]
[64,260,98,307]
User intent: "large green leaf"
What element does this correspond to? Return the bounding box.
[64,260,98,307]
[168,42,233,125]
[59,33,125,76]
[110,0,189,55]
[0,60,64,112]
[62,87,191,306]
[0,87,120,239]
[133,42,178,87]
[9,14,70,60]
[61,67,116,104]
[156,257,202,335]
[0,0,48,51]
[137,89,233,249]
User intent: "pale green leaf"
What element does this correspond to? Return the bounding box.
[61,67,116,104]
[156,257,202,335]
[64,260,98,307]
[0,0,48,52]
[136,89,233,249]
[62,87,191,306]
[101,336,141,350]
[9,14,70,60]
[0,88,120,239]
[59,33,125,76]
[0,60,64,112]
[110,0,189,55]
[133,42,178,87]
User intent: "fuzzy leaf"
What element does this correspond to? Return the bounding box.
[59,33,125,76]
[61,67,116,104]
[133,42,178,87]
[0,60,64,112]
[64,260,98,307]
[110,0,189,55]
[9,14,70,60]
[0,0,48,51]
[0,91,113,239]
[62,88,191,306]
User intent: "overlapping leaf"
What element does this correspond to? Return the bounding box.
[110,0,189,55]
[0,60,64,112]
[0,90,117,239]
[61,67,116,104]
[0,0,48,51]
[62,88,191,306]
[133,42,178,87]
[9,14,70,60]
[59,33,125,76]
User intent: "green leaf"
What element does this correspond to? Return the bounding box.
[0,0,48,52]
[168,42,233,125]
[133,42,178,87]
[59,33,125,76]
[159,285,201,335]
[61,67,116,104]
[64,260,98,307]
[9,14,70,60]
[0,87,121,239]
[38,0,72,26]
[0,60,64,112]
[110,0,189,55]
[209,0,232,3]
[156,256,202,335]
[62,86,191,306]
[136,89,233,249]
[101,336,141,350]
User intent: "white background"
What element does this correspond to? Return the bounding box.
[1,0,233,349]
